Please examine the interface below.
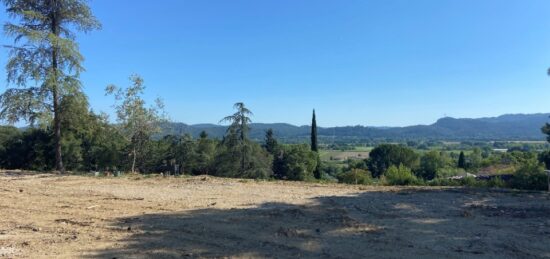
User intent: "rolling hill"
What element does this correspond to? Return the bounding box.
[160,113,550,142]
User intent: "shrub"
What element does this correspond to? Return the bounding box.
[486,177,507,188]
[337,169,373,185]
[384,165,420,186]
[428,178,461,187]
[511,160,548,191]
[436,168,467,179]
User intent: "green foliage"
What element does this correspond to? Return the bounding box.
[466,148,482,171]
[486,177,507,188]
[213,103,273,179]
[458,151,466,169]
[311,109,318,152]
[212,140,272,179]
[436,167,467,178]
[194,132,216,175]
[417,151,449,180]
[337,168,372,185]
[511,160,548,191]
[384,165,419,186]
[538,150,550,170]
[542,123,550,143]
[367,144,419,178]
[262,128,278,154]
[106,75,165,173]
[1,0,100,172]
[272,144,317,181]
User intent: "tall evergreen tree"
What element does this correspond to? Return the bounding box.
[310,109,322,178]
[214,102,272,179]
[458,151,466,169]
[311,109,318,152]
[220,102,253,173]
[0,0,101,173]
[263,128,278,154]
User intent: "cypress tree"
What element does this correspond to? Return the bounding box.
[311,109,318,152]
[458,151,466,169]
[311,109,321,178]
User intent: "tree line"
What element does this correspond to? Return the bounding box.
[0,0,548,191]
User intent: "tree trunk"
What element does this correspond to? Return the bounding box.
[51,3,64,174]
[131,147,136,174]
[53,89,64,173]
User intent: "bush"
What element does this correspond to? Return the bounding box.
[511,160,548,191]
[337,169,373,185]
[384,165,420,186]
[427,178,461,187]
[436,167,466,179]
[486,177,507,188]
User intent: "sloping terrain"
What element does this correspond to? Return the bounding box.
[0,172,549,258]
[161,113,550,141]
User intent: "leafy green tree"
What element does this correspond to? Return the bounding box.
[367,144,419,178]
[511,159,548,191]
[384,165,419,186]
[262,128,278,154]
[273,144,317,181]
[106,75,165,173]
[337,168,372,185]
[0,0,100,173]
[466,148,482,171]
[1,128,54,170]
[458,151,466,169]
[58,93,126,171]
[194,131,216,175]
[418,151,447,180]
[177,134,196,174]
[0,126,21,166]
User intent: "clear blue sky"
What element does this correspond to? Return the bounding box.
[1,0,550,127]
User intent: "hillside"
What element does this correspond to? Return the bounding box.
[160,113,550,141]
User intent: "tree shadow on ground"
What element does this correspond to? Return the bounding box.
[87,188,550,259]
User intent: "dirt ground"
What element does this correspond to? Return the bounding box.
[1,172,549,258]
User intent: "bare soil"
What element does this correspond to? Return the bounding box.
[1,171,549,258]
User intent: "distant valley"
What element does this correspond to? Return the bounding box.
[160,113,550,142]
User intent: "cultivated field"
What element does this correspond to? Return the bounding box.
[1,172,549,258]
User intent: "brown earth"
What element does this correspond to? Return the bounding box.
[0,171,549,258]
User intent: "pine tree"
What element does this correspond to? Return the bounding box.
[220,102,253,173]
[0,0,101,173]
[458,151,466,169]
[263,128,278,154]
[311,109,318,152]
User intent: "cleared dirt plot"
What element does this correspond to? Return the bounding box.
[0,172,549,258]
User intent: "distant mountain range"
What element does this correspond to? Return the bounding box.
[160,113,550,142]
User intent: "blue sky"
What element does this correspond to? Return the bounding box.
[1,0,550,127]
